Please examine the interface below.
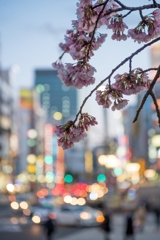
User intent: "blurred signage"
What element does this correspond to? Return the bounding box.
[151,42,160,81]
[19,89,34,110]
[138,158,146,177]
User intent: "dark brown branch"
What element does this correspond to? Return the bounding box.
[73,37,160,124]
[123,10,132,19]
[129,59,132,74]
[92,0,108,9]
[103,3,160,17]
[139,67,158,73]
[85,1,109,61]
[133,66,160,123]
[150,90,160,127]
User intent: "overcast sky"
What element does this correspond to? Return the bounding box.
[0,0,154,145]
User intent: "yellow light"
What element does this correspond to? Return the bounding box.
[80,212,92,220]
[10,202,19,210]
[6,184,15,192]
[27,154,36,164]
[20,201,28,209]
[53,112,62,120]
[32,215,41,224]
[144,169,156,179]
[17,173,28,182]
[104,155,120,168]
[151,135,160,147]
[85,151,93,173]
[27,164,36,173]
[77,198,86,206]
[97,190,104,198]
[98,155,107,165]
[125,163,140,173]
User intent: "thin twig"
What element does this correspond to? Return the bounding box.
[150,90,160,127]
[73,37,160,124]
[85,0,109,61]
[129,59,132,74]
[123,10,132,19]
[133,66,160,123]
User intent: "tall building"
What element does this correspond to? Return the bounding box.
[17,89,46,191]
[34,69,78,124]
[0,70,15,191]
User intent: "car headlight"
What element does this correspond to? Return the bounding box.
[80,211,92,220]
[32,215,41,224]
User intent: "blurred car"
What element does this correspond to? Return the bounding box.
[29,204,55,223]
[54,205,104,227]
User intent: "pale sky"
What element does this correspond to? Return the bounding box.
[0,0,153,146]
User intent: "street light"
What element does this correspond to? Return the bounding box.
[98,154,120,169]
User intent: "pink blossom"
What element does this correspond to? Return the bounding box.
[113,68,151,95]
[55,113,97,150]
[108,14,128,41]
[96,85,127,110]
[128,10,160,43]
[52,60,96,88]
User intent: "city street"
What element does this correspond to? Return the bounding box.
[0,209,160,240]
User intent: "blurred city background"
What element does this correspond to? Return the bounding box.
[0,1,160,239]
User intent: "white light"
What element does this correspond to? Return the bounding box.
[89,192,98,200]
[10,202,19,210]
[125,163,140,173]
[32,215,41,224]
[80,212,92,220]
[20,201,28,209]
[64,195,72,204]
[6,184,15,192]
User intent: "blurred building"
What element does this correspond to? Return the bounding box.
[34,69,78,124]
[122,42,160,171]
[0,70,14,191]
[34,69,81,184]
[17,89,46,191]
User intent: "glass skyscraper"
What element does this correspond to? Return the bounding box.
[34,69,78,124]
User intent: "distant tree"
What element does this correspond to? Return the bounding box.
[53,0,160,149]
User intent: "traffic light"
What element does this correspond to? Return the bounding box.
[97,174,106,182]
[64,174,73,183]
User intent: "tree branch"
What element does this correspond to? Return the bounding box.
[133,66,160,123]
[73,37,160,124]
[150,90,160,127]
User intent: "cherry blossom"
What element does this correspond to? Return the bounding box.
[53,1,160,149]
[52,60,96,88]
[113,68,151,95]
[96,85,129,110]
[108,14,128,41]
[55,114,98,149]
[128,9,160,43]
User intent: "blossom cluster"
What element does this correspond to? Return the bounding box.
[53,61,96,88]
[53,1,160,149]
[128,9,160,43]
[96,68,151,110]
[55,113,98,149]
